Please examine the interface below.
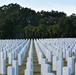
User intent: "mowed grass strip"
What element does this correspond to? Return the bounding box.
[33,40,41,75]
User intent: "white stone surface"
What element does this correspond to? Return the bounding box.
[58,50,63,60]
[26,62,33,70]
[57,60,64,75]
[66,50,70,61]
[41,64,51,75]
[46,73,55,75]
[75,63,76,75]
[67,57,74,74]
[53,56,58,71]
[12,60,18,75]
[0,58,6,74]
[8,53,12,64]
[41,58,48,65]
[24,69,33,75]
[63,48,66,59]
[7,66,14,75]
[46,50,52,62]
[62,67,71,75]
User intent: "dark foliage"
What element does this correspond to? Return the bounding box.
[0,3,76,39]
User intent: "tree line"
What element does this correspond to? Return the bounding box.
[0,3,76,39]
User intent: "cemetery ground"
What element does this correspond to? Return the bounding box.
[3,40,41,75]
[0,38,76,75]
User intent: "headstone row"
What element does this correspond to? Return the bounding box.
[24,39,33,75]
[18,40,30,66]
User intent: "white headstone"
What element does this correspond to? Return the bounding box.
[8,53,12,64]
[62,67,71,75]
[4,50,7,59]
[18,54,22,66]
[63,48,66,59]
[53,56,58,71]
[38,53,44,64]
[0,58,6,74]
[46,73,55,75]
[7,66,14,75]
[57,60,64,75]
[46,50,52,62]
[41,64,51,75]
[41,58,48,65]
[12,60,18,75]
[27,57,33,62]
[67,57,74,74]
[75,63,76,75]
[12,51,15,61]
[66,50,70,61]
[26,62,33,70]
[58,50,63,60]
[0,52,4,58]
[24,69,33,75]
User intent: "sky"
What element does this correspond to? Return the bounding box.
[0,0,76,16]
